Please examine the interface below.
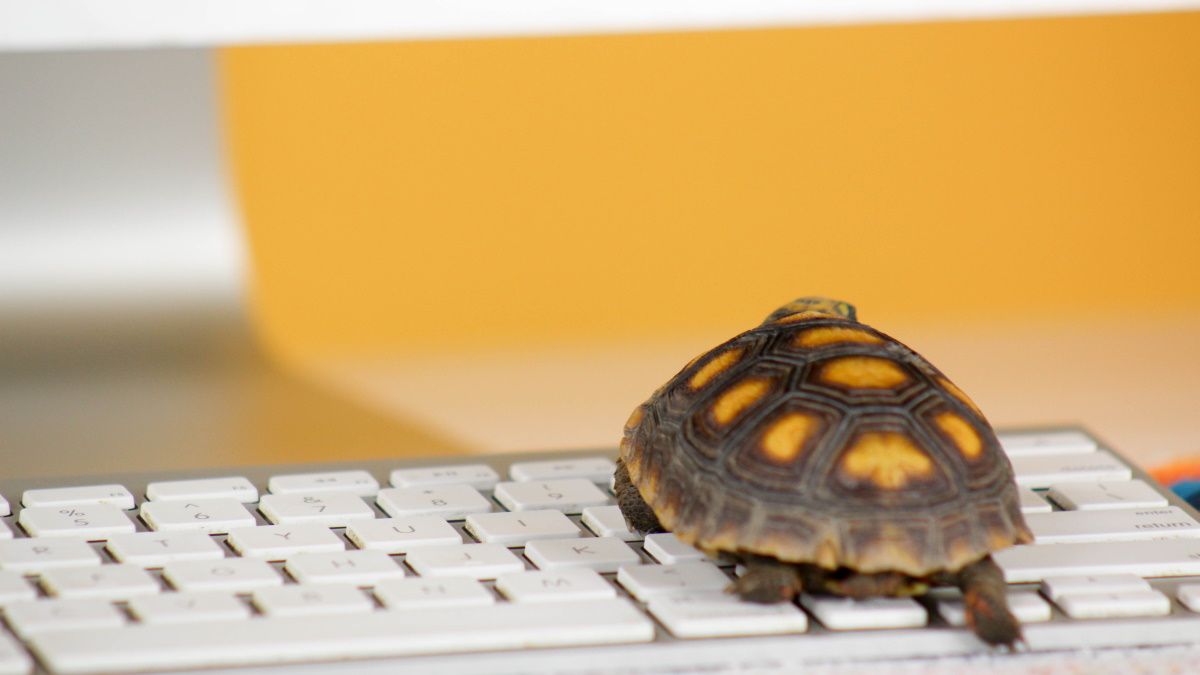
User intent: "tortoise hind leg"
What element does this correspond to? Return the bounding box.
[614,458,665,534]
[956,555,1023,649]
[728,556,803,603]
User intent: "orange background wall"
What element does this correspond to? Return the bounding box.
[220,12,1200,361]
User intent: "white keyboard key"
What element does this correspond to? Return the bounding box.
[644,533,707,564]
[0,570,36,605]
[162,558,283,593]
[999,430,1097,456]
[268,470,380,497]
[252,584,375,617]
[5,598,125,639]
[1041,574,1150,601]
[525,536,641,573]
[18,504,134,540]
[996,538,1200,582]
[0,538,101,573]
[226,524,344,560]
[22,485,135,510]
[128,591,251,625]
[145,477,259,503]
[648,591,809,638]
[1019,488,1053,514]
[0,632,31,675]
[464,510,580,546]
[1047,480,1169,511]
[496,568,616,603]
[1011,450,1132,488]
[390,464,500,490]
[802,596,928,630]
[581,505,642,541]
[617,561,729,601]
[285,549,406,585]
[1024,506,1200,544]
[493,479,609,514]
[258,493,376,527]
[105,531,224,567]
[31,599,654,674]
[139,498,256,534]
[1057,590,1171,619]
[376,485,493,520]
[937,591,1051,626]
[41,564,160,600]
[1176,584,1200,613]
[509,458,617,484]
[345,516,461,553]
[404,543,525,580]
[0,494,9,517]
[0,520,11,540]
[374,577,495,609]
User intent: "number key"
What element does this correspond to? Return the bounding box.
[258,493,376,527]
[140,499,256,534]
[493,480,609,514]
[18,504,135,540]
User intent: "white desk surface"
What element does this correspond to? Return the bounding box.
[315,312,1200,471]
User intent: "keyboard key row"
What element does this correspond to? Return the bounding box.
[29,599,655,674]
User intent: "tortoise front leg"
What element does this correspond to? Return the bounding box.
[614,458,665,534]
[728,556,803,603]
[956,555,1023,649]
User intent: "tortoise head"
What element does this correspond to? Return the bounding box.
[762,297,857,325]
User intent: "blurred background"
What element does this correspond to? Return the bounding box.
[2,8,1198,479]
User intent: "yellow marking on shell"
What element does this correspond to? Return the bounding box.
[760,412,819,463]
[840,432,934,489]
[688,348,744,391]
[793,326,883,348]
[988,529,1015,550]
[934,411,983,460]
[773,310,850,325]
[624,406,644,432]
[710,378,770,426]
[820,356,909,389]
[813,538,841,569]
[938,377,983,417]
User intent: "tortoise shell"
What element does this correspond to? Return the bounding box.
[619,298,1032,577]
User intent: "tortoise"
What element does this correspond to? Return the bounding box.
[615,297,1033,647]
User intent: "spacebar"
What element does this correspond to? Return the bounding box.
[30,599,655,675]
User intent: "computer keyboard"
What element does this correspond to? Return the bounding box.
[2,427,1200,674]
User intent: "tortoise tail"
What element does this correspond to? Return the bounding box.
[959,556,1023,650]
